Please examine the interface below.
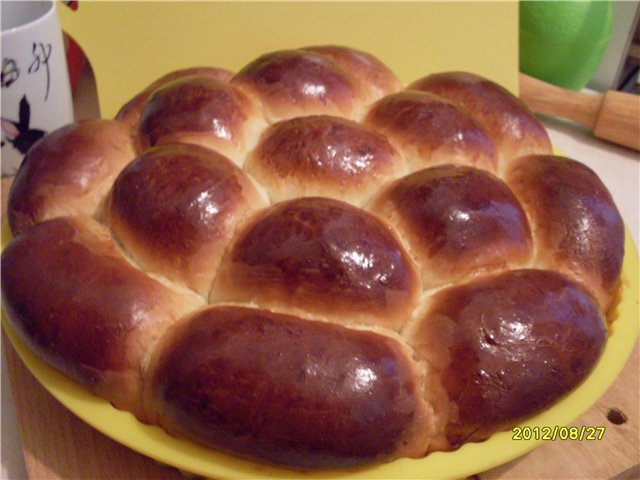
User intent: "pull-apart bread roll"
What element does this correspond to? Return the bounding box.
[145,306,430,468]
[505,155,624,311]
[1,216,203,418]
[245,115,407,205]
[365,91,498,172]
[302,45,403,100]
[232,46,401,123]
[116,66,234,129]
[136,76,267,165]
[1,45,625,471]
[105,143,267,296]
[368,164,532,289]
[212,197,421,330]
[7,119,136,235]
[409,72,552,169]
[405,269,606,451]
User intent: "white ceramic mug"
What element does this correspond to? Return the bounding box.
[1,0,74,176]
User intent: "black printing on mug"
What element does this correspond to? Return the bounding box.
[1,59,20,88]
[1,41,53,101]
[28,42,52,101]
[1,95,47,163]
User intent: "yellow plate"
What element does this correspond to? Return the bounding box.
[2,221,639,480]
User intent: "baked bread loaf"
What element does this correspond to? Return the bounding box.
[2,45,624,470]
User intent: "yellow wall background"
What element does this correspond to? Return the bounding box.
[59,1,518,118]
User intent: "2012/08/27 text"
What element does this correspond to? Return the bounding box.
[512,425,606,441]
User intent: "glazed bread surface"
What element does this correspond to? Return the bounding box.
[1,45,624,471]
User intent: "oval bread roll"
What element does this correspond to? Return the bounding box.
[405,269,606,451]
[1,216,203,418]
[145,305,431,468]
[505,154,624,310]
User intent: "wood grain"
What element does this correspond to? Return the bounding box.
[519,73,640,151]
[519,73,602,129]
[593,91,640,152]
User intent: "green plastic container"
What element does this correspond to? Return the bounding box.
[520,1,613,91]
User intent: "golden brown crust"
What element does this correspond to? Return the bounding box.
[212,197,421,330]
[232,49,364,122]
[145,305,430,469]
[408,72,551,167]
[105,143,267,297]
[0,216,203,418]
[365,91,497,172]
[406,269,606,451]
[115,66,234,129]
[369,164,532,288]
[505,155,624,311]
[0,46,625,471]
[7,120,136,235]
[245,115,407,205]
[303,45,403,101]
[138,76,266,165]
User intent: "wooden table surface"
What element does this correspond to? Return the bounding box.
[1,64,639,480]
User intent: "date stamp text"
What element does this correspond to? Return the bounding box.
[512,425,606,441]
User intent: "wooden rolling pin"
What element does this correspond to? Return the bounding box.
[519,73,640,151]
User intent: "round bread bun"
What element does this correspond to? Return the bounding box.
[232,48,373,123]
[0,45,625,471]
[138,76,266,165]
[7,119,136,235]
[105,143,267,296]
[364,90,498,172]
[211,196,421,331]
[245,114,407,205]
[116,66,234,130]
[408,72,552,169]
[368,164,532,289]
[302,45,403,101]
